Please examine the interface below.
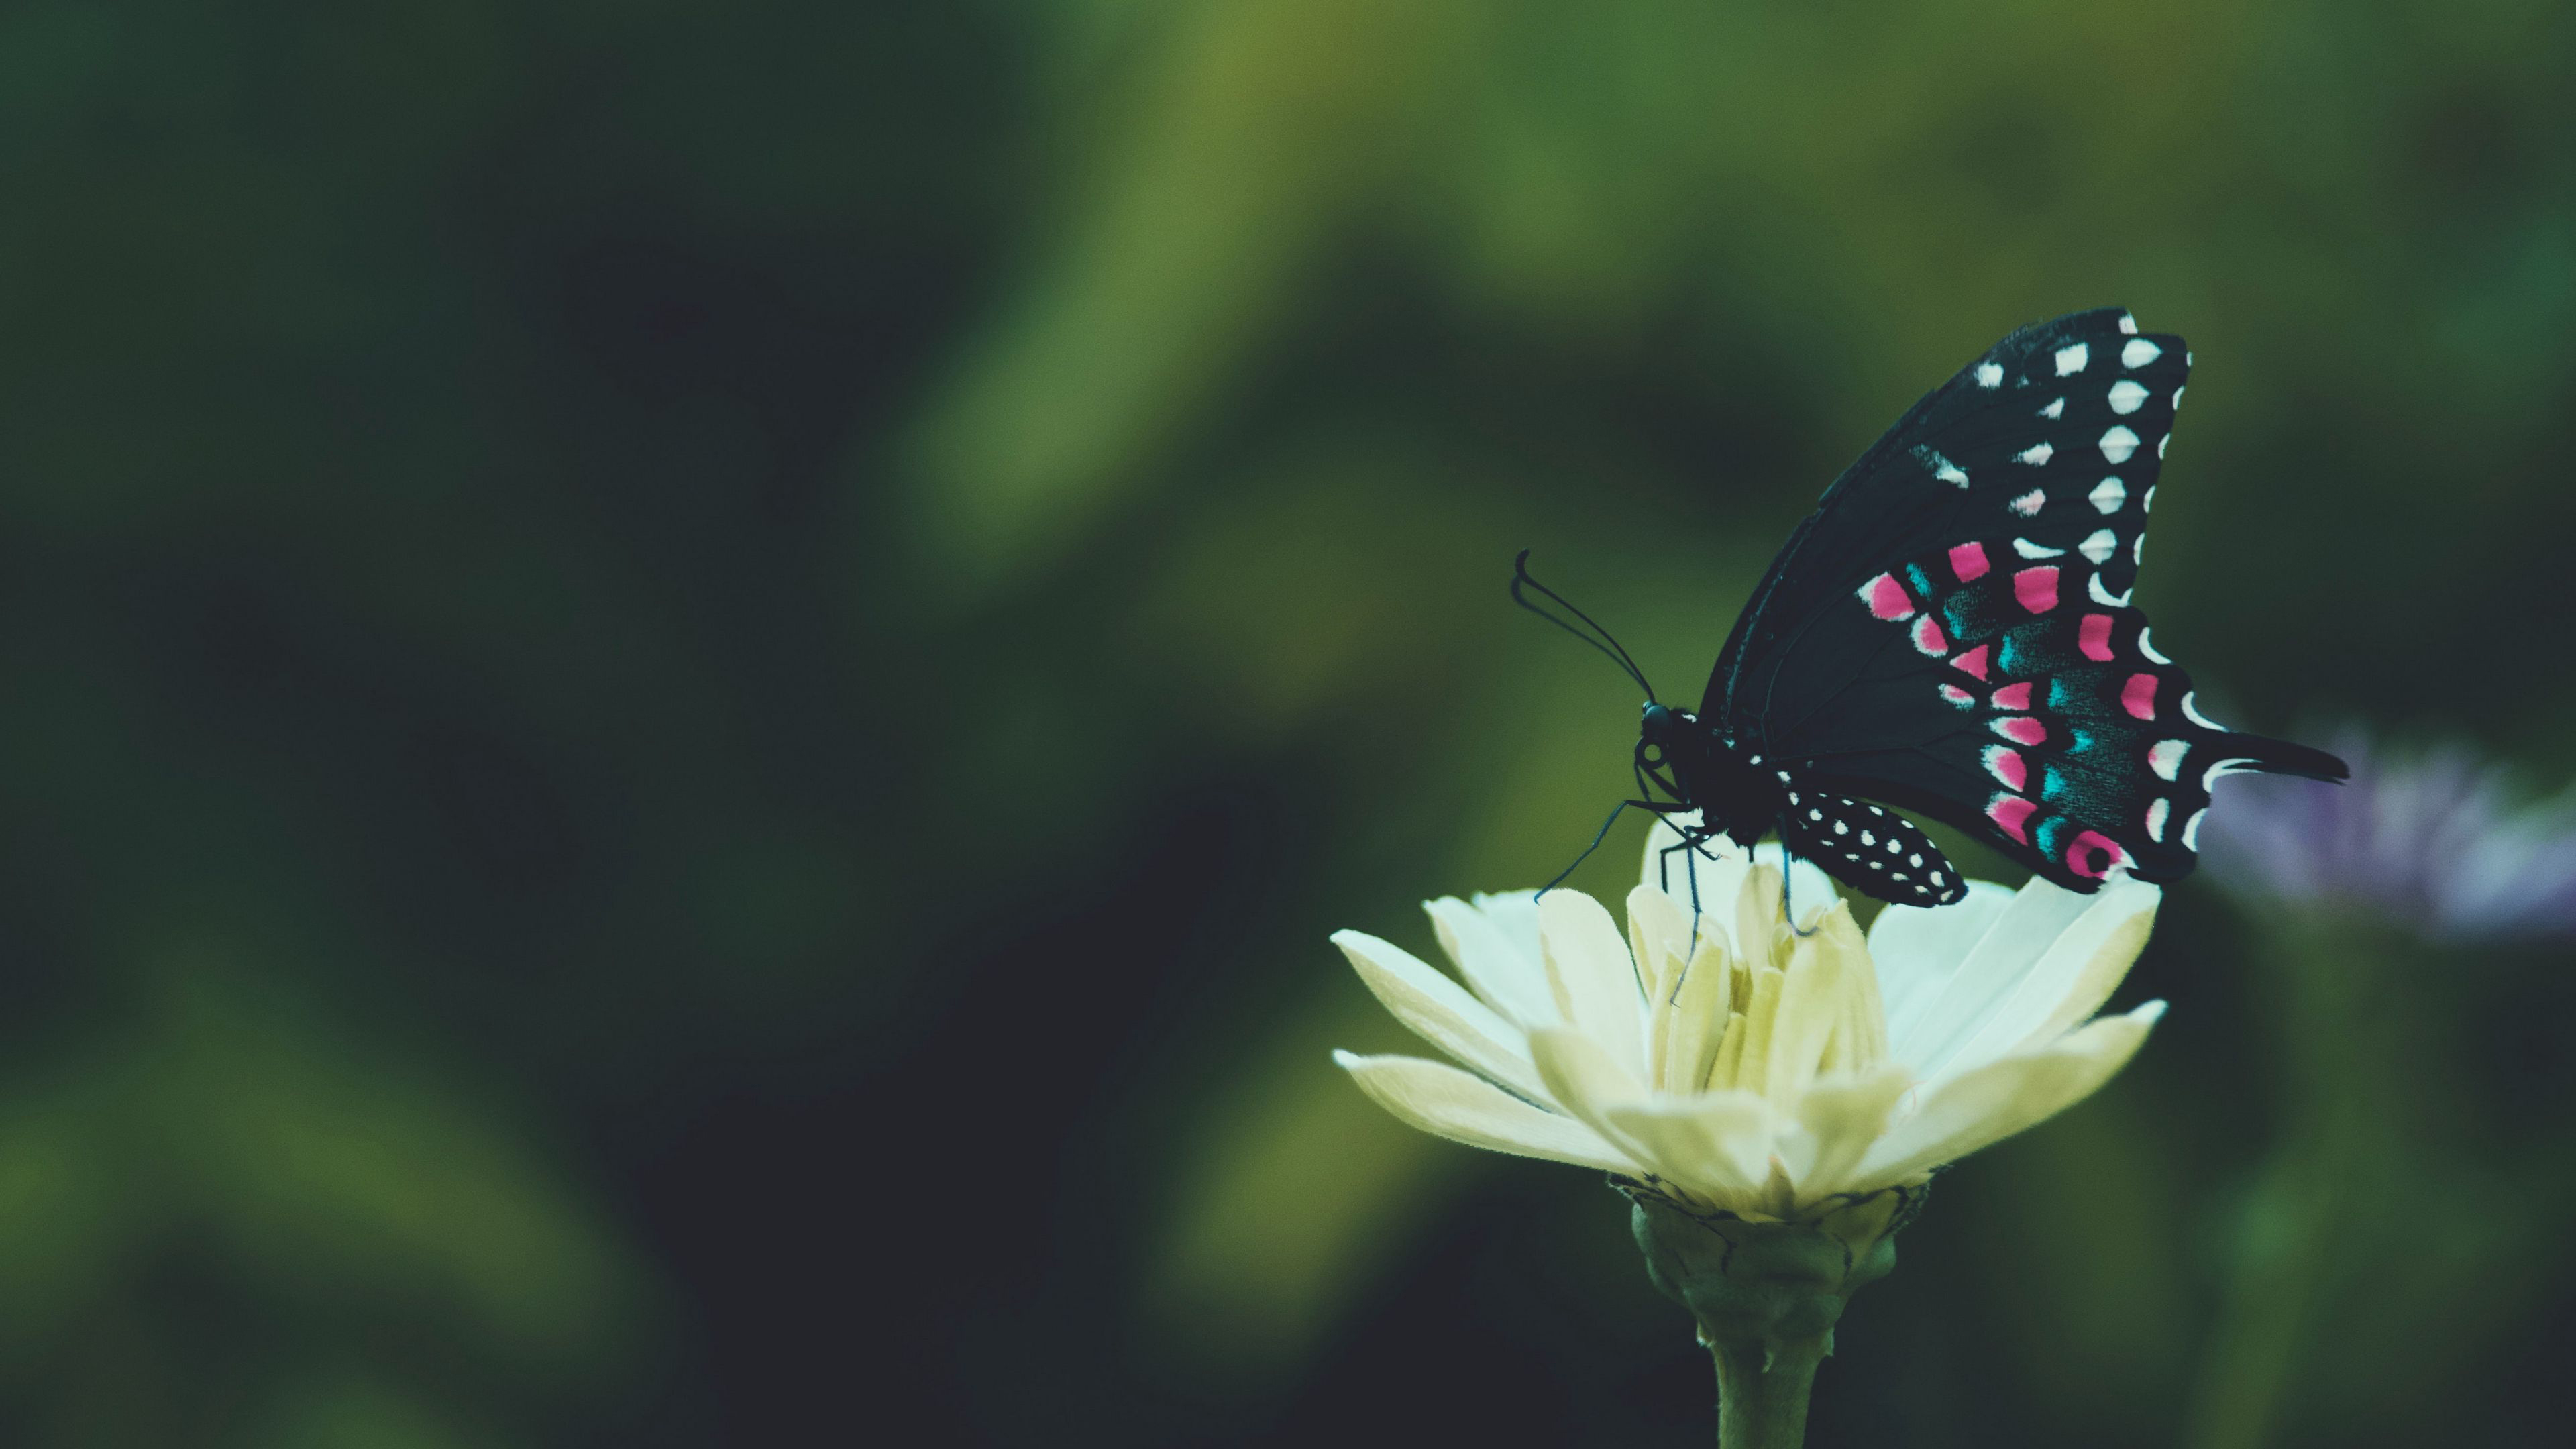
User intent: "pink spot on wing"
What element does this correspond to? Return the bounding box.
[1984,745,2027,791]
[2079,613,2116,661]
[1988,794,2038,844]
[2013,566,2061,614]
[2065,829,2125,879]
[1912,615,1949,656]
[1948,542,1990,581]
[1991,682,2033,710]
[1993,716,2047,747]
[1939,683,1974,708]
[1950,645,1990,680]
[1860,572,1914,620]
[2121,672,2159,720]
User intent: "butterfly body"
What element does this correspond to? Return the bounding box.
[1635,702,1782,849]
[1605,307,2347,908]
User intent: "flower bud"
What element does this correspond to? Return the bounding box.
[1629,1185,1916,1351]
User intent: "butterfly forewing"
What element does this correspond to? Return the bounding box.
[1705,308,2344,897]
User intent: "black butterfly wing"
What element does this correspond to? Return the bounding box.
[1774,788,1966,906]
[1709,309,2346,895]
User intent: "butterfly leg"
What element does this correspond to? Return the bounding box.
[1656,829,1723,957]
[1540,799,1689,898]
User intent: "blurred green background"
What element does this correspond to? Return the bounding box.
[6,0,2575,1444]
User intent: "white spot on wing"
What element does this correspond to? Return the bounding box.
[2108,380,2149,414]
[2202,757,2255,792]
[2118,313,2139,335]
[2088,572,2132,606]
[2180,691,2222,729]
[2158,433,2169,459]
[2010,489,2045,517]
[2055,343,2090,376]
[2182,808,2206,850]
[2013,537,2065,559]
[2147,739,2188,781]
[2100,426,2140,463]
[2171,385,2186,409]
[2017,442,2055,466]
[2138,628,2169,663]
[2146,797,2169,841]
[2088,477,2126,513]
[1914,445,1970,486]
[1976,362,2004,388]
[2039,396,2065,419]
[2121,338,2162,368]
[2078,528,2118,564]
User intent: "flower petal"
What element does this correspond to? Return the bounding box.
[1599,1091,1774,1208]
[1334,1051,1638,1173]
[1763,902,1867,1105]
[1538,891,1646,1076]
[1425,893,1556,1029]
[1884,876,2097,1073]
[1332,930,1549,1102]
[1625,883,1695,1000]
[1778,1065,1913,1199]
[1853,1002,2165,1187]
[1911,875,2160,1087]
[1524,1026,1651,1123]
[1869,880,2017,1030]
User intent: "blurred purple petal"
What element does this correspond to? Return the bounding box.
[2196,729,2576,942]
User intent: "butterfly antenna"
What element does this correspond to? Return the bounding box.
[1511,551,1660,702]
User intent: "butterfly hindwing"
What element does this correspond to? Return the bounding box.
[1703,309,2344,897]
[1775,788,1966,905]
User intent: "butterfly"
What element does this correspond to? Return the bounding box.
[1517,307,2347,908]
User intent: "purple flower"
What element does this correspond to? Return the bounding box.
[2196,730,2576,942]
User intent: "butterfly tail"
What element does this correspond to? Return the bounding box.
[2226,731,2350,783]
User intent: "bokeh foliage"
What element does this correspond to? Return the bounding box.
[3,0,2573,1443]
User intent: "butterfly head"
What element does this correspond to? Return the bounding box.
[1635,703,1697,807]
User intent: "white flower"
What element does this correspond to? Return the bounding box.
[1332,818,2166,1220]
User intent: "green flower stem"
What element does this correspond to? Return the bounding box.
[2180,918,2391,1449]
[1709,1336,1827,1449]
[1630,1187,1917,1449]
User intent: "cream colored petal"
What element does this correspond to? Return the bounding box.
[1538,891,1646,1076]
[1625,883,1694,1000]
[1599,1091,1774,1208]
[1776,1065,1913,1199]
[1852,1002,2164,1188]
[1869,879,2017,1028]
[1884,875,2097,1073]
[1923,878,2160,1086]
[1662,934,1736,1094]
[1999,882,2161,1055]
[1762,903,1866,1106]
[1333,930,1549,1103]
[1426,894,1556,1030]
[1525,1025,1648,1111]
[1334,1051,1639,1174]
